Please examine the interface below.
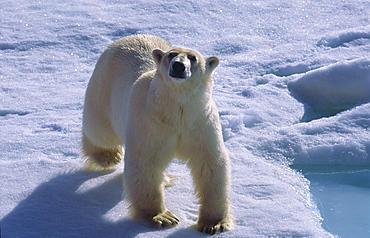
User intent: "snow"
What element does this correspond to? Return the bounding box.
[288,58,370,121]
[1,0,369,237]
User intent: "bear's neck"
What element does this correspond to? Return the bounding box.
[151,74,212,104]
[147,74,213,129]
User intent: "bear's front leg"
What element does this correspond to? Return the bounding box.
[123,135,179,229]
[186,127,234,234]
[191,158,234,234]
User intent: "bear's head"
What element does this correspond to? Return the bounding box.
[152,48,219,87]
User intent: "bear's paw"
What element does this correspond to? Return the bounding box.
[152,210,180,228]
[83,149,123,171]
[197,218,234,235]
[135,210,180,229]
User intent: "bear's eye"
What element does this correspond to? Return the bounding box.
[168,52,178,60]
[188,54,197,62]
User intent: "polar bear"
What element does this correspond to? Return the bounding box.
[82,34,233,234]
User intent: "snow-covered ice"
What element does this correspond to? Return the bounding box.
[1,0,369,237]
[289,58,370,121]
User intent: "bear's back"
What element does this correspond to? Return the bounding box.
[108,35,172,63]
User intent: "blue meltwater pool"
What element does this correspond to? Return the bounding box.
[301,168,370,238]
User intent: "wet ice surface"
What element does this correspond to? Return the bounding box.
[305,170,370,237]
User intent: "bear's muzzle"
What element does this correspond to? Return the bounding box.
[169,61,186,78]
[169,60,191,80]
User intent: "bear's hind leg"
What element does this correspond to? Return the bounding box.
[82,132,123,170]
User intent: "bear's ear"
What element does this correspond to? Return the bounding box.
[206,56,220,72]
[152,49,165,66]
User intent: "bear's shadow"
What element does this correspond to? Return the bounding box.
[1,169,157,238]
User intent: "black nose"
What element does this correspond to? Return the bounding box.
[172,62,185,73]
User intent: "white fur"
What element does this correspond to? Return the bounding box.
[82,34,233,234]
